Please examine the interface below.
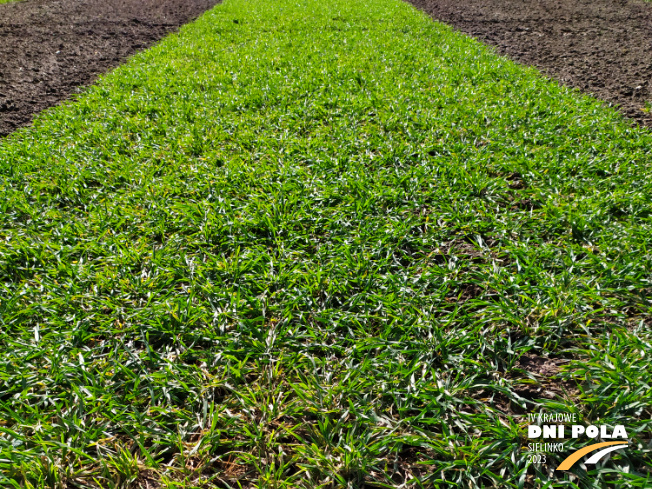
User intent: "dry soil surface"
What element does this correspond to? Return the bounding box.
[0,0,219,137]
[407,0,652,128]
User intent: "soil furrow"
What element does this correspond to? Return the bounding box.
[406,0,652,128]
[0,0,219,137]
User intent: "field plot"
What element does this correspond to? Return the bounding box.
[0,0,219,137]
[1,0,652,487]
[407,0,652,128]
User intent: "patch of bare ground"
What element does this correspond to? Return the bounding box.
[469,353,580,418]
[389,446,437,484]
[0,0,219,137]
[511,353,579,402]
[136,469,162,489]
[405,0,652,128]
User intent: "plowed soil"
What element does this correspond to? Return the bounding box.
[407,0,652,128]
[2,0,652,137]
[0,0,219,137]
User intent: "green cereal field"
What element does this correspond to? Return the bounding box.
[0,0,651,487]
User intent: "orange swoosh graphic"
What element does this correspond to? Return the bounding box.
[556,441,628,471]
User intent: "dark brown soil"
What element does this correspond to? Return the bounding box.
[512,353,575,400]
[0,0,219,137]
[406,0,652,128]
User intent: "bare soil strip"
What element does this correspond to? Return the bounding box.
[406,0,652,128]
[0,0,219,137]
